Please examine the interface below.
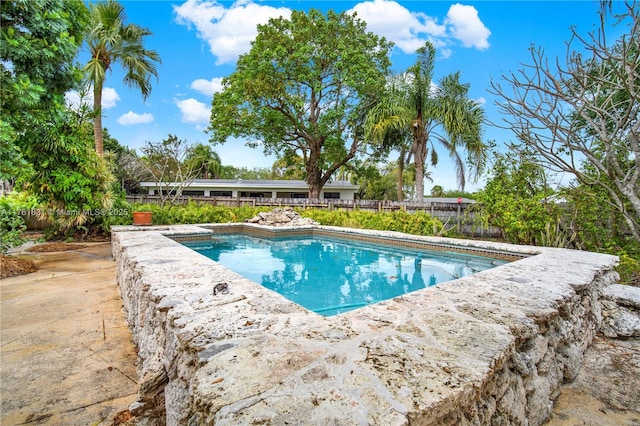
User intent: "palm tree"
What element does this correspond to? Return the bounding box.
[84,0,161,156]
[366,42,485,199]
[185,144,222,179]
[430,185,444,197]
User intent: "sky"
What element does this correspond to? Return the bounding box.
[73,0,620,192]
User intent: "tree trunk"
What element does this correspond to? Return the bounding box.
[307,139,323,199]
[93,82,104,156]
[412,118,428,200]
[396,148,405,201]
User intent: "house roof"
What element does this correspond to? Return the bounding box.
[139,179,359,190]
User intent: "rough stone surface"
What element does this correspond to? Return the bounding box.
[600,284,640,338]
[111,224,619,426]
[546,335,640,424]
[245,207,318,227]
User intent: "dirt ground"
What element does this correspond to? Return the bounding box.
[1,242,639,425]
[1,242,89,279]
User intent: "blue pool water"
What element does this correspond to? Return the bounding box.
[183,234,506,316]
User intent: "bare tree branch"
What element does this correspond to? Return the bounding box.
[490,2,640,242]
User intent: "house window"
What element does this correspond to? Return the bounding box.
[210,191,232,197]
[292,192,308,198]
[240,192,267,198]
[324,192,340,199]
[182,190,205,196]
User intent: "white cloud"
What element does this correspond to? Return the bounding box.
[349,0,490,55]
[64,87,120,110]
[475,96,487,105]
[64,91,83,109]
[102,87,121,109]
[117,111,154,126]
[191,77,224,96]
[176,98,210,123]
[348,0,446,53]
[445,4,491,50]
[174,0,291,64]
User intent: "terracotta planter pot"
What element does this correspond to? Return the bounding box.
[132,211,153,226]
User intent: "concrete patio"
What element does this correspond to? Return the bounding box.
[1,243,138,425]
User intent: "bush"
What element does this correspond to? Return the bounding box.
[126,202,272,225]
[0,198,27,253]
[121,203,443,237]
[298,208,442,236]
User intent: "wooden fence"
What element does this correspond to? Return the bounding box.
[125,195,503,238]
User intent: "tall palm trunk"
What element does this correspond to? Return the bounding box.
[412,117,428,200]
[93,81,104,156]
[396,146,406,201]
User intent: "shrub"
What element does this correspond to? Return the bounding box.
[298,208,442,236]
[0,198,27,253]
[120,203,443,237]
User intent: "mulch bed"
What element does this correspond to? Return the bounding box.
[1,255,38,279]
[25,242,88,253]
[1,242,90,279]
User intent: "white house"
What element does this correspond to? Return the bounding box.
[140,179,359,200]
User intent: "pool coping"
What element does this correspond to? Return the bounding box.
[111,223,619,425]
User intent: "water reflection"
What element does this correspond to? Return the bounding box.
[186,235,502,316]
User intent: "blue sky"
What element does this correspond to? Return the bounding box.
[74,0,616,191]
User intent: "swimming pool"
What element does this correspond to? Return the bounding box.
[183,234,507,316]
[113,223,618,425]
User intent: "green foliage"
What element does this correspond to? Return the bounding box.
[617,253,640,287]
[476,150,560,246]
[1,0,119,236]
[1,0,88,184]
[219,166,275,180]
[120,203,442,237]
[84,0,161,154]
[17,103,116,235]
[441,189,478,200]
[1,0,88,100]
[127,202,271,225]
[103,128,145,194]
[98,196,132,229]
[299,209,442,236]
[208,9,392,197]
[184,144,222,179]
[490,4,640,243]
[139,135,205,206]
[352,162,398,200]
[0,197,27,253]
[365,42,485,198]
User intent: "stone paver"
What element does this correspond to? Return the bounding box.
[1,243,138,425]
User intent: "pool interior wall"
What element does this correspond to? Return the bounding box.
[111,223,619,425]
[178,228,514,317]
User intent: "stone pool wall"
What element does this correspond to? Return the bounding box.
[111,224,619,425]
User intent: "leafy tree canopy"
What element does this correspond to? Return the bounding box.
[0,0,88,183]
[208,9,392,198]
[476,147,559,246]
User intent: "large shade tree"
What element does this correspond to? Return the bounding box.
[1,0,88,185]
[366,43,485,199]
[0,0,116,233]
[84,0,160,155]
[207,9,392,198]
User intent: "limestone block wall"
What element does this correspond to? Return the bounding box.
[111,225,619,426]
[600,284,640,338]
